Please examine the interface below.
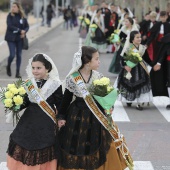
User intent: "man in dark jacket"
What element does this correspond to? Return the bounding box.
[150,33,170,109]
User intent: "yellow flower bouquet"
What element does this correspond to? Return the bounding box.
[89,24,98,31]
[0,78,26,125]
[84,18,90,25]
[108,29,120,43]
[78,16,83,20]
[89,77,118,125]
[125,49,142,68]
[89,24,98,37]
[79,16,90,27]
[124,48,143,80]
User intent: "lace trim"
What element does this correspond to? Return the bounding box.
[59,130,112,169]
[119,83,151,101]
[7,139,56,166]
[66,70,103,97]
[26,78,61,102]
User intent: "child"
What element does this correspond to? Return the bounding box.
[116,30,153,110]
[57,46,132,170]
[109,17,138,74]
[7,53,63,169]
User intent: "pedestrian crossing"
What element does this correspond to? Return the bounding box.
[112,96,170,122]
[152,96,170,122]
[0,161,155,170]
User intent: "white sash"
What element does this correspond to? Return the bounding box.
[24,79,57,124]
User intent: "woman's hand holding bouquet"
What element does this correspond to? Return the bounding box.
[89,77,118,125]
[124,49,142,80]
[89,24,98,37]
[108,29,120,44]
[0,78,26,125]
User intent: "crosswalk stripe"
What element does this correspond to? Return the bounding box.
[0,161,154,170]
[153,96,170,122]
[0,162,7,170]
[112,100,130,122]
[133,161,154,170]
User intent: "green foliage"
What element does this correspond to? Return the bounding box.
[124,54,140,64]
[89,84,108,97]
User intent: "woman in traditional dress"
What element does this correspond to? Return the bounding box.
[108,17,138,74]
[7,53,63,170]
[87,9,107,52]
[79,5,91,39]
[57,46,133,170]
[116,31,153,110]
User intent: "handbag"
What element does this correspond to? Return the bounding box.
[22,36,29,50]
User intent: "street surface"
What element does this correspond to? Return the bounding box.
[0,24,170,170]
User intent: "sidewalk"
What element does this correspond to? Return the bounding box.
[0,11,64,67]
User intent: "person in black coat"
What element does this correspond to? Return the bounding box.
[146,12,170,106]
[5,2,29,78]
[139,12,151,44]
[150,33,170,109]
[146,11,170,60]
[46,3,54,27]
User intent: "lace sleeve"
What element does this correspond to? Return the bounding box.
[91,70,103,80]
[65,75,78,94]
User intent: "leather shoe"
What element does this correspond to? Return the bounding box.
[15,72,21,78]
[136,105,143,111]
[126,103,132,107]
[6,66,11,76]
[166,104,170,110]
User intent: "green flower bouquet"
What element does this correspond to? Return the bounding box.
[125,50,142,68]
[0,78,26,125]
[108,29,120,43]
[89,77,118,125]
[124,49,143,80]
[79,16,90,27]
[84,18,90,25]
[89,24,98,37]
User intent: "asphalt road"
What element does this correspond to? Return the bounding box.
[0,25,170,170]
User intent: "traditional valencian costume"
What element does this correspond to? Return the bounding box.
[85,9,107,52]
[117,43,153,104]
[109,21,138,74]
[57,48,133,170]
[7,53,63,169]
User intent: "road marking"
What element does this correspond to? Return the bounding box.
[79,37,82,48]
[133,161,154,170]
[0,161,154,170]
[0,79,23,81]
[0,162,8,170]
[153,96,170,122]
[112,100,130,122]
[0,40,5,46]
